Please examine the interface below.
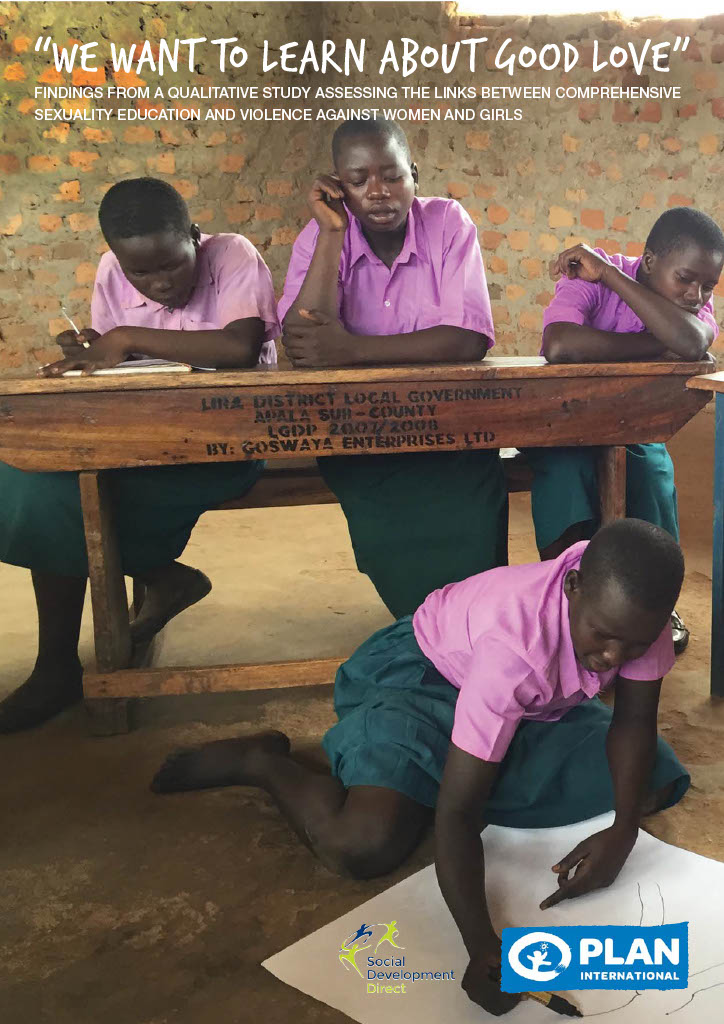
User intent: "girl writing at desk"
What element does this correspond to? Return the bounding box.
[276,116,508,619]
[0,177,278,731]
[528,207,724,653]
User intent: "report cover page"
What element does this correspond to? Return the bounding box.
[1,3,724,1024]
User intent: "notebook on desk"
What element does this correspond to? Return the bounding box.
[61,358,213,377]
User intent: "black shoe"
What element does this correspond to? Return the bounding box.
[671,610,689,656]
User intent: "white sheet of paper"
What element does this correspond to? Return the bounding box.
[263,813,724,1022]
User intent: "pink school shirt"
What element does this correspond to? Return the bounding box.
[277,197,495,344]
[542,248,718,345]
[91,232,279,365]
[412,541,675,763]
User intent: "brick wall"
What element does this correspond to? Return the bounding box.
[2,1,724,373]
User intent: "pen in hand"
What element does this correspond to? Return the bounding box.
[61,305,91,349]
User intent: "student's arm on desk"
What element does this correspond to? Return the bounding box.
[285,314,488,368]
[540,677,662,911]
[40,319,265,376]
[545,243,714,363]
[435,745,520,1017]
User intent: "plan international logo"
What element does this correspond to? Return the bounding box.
[337,920,456,996]
[501,924,689,992]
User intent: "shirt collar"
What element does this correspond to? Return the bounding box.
[120,233,214,310]
[347,198,427,269]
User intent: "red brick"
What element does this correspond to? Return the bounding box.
[578,102,599,123]
[68,151,99,172]
[473,183,496,199]
[254,204,283,221]
[124,125,154,144]
[677,104,697,119]
[271,226,300,246]
[507,230,529,252]
[224,204,252,225]
[266,179,293,197]
[613,102,634,123]
[712,98,724,120]
[668,194,693,207]
[219,153,245,173]
[488,255,508,274]
[0,154,20,173]
[612,215,629,232]
[43,124,70,144]
[72,67,105,87]
[54,179,81,203]
[520,257,543,279]
[626,242,645,257]
[580,209,605,230]
[147,153,175,174]
[639,102,662,123]
[3,61,25,81]
[75,262,97,285]
[487,204,509,225]
[82,127,113,144]
[465,130,490,151]
[173,180,198,200]
[38,67,64,86]
[447,182,470,200]
[1,213,22,236]
[28,154,61,172]
[38,214,63,233]
[68,212,96,232]
[481,230,504,250]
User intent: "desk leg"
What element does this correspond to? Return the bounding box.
[598,446,627,524]
[79,470,132,735]
[712,396,724,697]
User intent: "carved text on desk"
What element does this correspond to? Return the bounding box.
[197,384,515,457]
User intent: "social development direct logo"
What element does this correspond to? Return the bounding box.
[337,920,456,996]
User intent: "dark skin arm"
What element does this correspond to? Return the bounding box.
[435,744,520,1017]
[41,318,266,375]
[544,244,714,364]
[541,677,661,910]
[283,174,488,368]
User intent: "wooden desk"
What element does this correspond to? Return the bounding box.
[687,371,724,696]
[0,357,710,732]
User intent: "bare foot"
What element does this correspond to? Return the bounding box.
[0,657,83,733]
[151,730,291,793]
[130,563,211,644]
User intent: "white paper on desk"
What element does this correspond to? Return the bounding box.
[263,813,724,1022]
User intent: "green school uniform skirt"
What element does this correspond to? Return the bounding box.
[0,459,263,577]
[523,443,679,552]
[322,616,689,828]
[317,450,509,619]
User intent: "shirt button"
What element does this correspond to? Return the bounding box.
[384,300,391,307]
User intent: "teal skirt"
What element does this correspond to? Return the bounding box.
[523,443,679,552]
[318,450,509,619]
[0,460,263,577]
[322,617,690,828]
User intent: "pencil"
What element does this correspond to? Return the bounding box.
[524,990,583,1017]
[61,305,90,349]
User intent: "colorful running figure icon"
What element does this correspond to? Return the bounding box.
[338,939,366,978]
[347,922,373,946]
[375,921,404,953]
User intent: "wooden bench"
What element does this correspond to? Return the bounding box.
[213,453,534,512]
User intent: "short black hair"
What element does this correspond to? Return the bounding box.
[580,518,684,615]
[332,116,411,167]
[98,177,191,245]
[645,207,724,260]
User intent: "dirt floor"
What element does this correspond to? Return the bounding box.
[2,409,723,1024]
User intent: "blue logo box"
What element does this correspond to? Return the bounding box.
[501,923,688,992]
